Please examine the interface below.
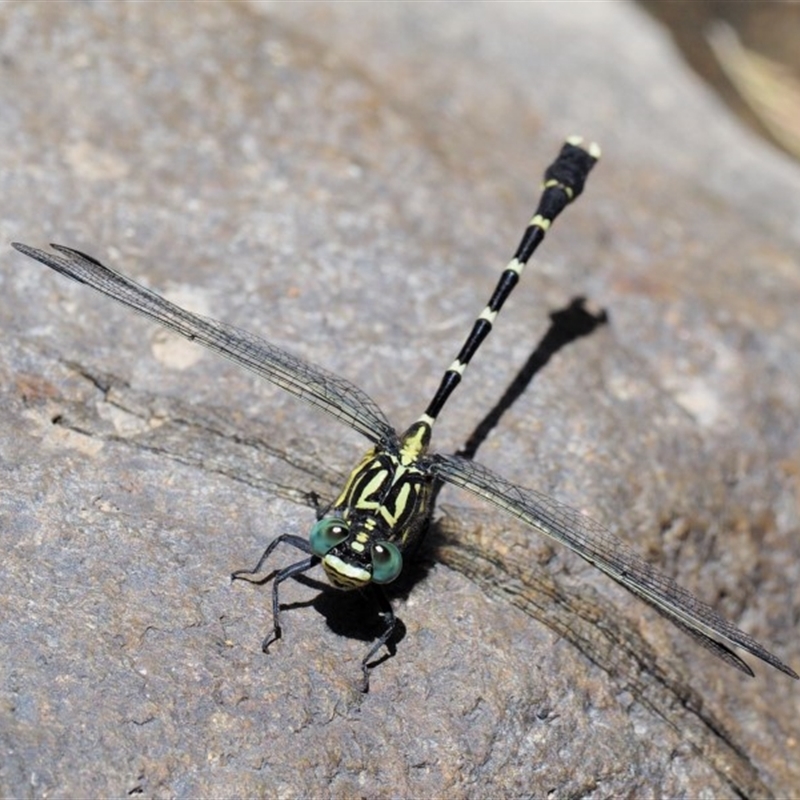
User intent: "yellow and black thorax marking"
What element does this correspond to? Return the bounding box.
[333,421,434,547]
[316,422,434,589]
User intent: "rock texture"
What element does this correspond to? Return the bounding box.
[1,2,799,797]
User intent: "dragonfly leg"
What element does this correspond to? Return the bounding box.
[360,587,397,693]
[230,533,313,580]
[262,555,318,652]
[306,490,334,521]
[231,534,319,652]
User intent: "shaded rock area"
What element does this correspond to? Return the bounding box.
[1,2,799,797]
[638,0,800,161]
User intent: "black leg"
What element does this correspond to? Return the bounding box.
[231,533,319,654]
[262,555,318,652]
[232,534,399,690]
[230,533,313,580]
[360,586,397,693]
[305,490,332,521]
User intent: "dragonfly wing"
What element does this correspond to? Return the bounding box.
[431,453,798,679]
[13,243,398,446]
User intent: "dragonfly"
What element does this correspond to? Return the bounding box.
[13,138,797,691]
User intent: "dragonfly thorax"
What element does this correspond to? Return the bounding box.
[310,421,435,589]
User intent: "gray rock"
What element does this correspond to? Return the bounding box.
[2,2,798,797]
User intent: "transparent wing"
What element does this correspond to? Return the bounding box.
[13,243,397,446]
[431,453,797,679]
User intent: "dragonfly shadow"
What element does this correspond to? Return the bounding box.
[428,295,607,519]
[416,296,608,639]
[422,294,611,645]
[265,551,435,649]
[457,295,608,461]
[311,588,407,648]
[421,294,609,656]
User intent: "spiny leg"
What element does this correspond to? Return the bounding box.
[305,490,332,521]
[231,533,319,652]
[262,555,318,652]
[231,533,314,579]
[235,534,398,689]
[360,586,397,693]
[421,137,600,425]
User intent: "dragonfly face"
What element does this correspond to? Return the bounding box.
[312,421,435,589]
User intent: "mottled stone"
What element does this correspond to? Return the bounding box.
[1,2,799,798]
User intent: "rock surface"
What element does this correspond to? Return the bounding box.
[1,2,799,797]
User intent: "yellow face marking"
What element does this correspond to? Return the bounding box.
[350,530,370,552]
[323,554,370,585]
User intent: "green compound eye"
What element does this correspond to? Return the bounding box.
[309,518,349,557]
[370,541,403,584]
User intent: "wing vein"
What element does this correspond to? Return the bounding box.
[432,453,798,679]
[13,243,397,446]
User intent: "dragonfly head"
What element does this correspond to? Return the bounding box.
[309,517,403,589]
